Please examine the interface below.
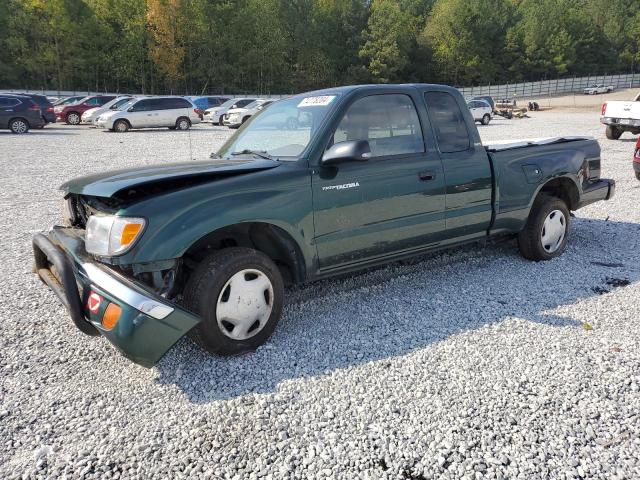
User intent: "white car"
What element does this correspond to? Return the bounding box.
[600,92,640,139]
[81,96,132,125]
[96,96,201,133]
[203,98,257,125]
[467,99,493,125]
[583,84,614,95]
[223,99,276,128]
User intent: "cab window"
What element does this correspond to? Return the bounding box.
[425,91,470,153]
[332,94,424,158]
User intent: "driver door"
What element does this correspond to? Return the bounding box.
[311,93,446,270]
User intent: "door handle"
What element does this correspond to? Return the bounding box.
[419,171,436,181]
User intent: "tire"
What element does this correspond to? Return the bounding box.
[9,118,29,134]
[481,114,491,125]
[66,112,80,125]
[518,194,570,261]
[605,125,622,140]
[184,247,284,355]
[635,171,640,181]
[113,119,130,133]
[176,117,190,130]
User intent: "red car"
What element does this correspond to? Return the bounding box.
[634,137,640,180]
[54,95,116,125]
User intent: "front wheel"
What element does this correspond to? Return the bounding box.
[518,195,570,261]
[481,114,491,125]
[605,125,622,140]
[184,247,284,355]
[635,171,640,181]
[113,119,129,133]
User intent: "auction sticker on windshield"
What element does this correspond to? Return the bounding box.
[298,96,336,107]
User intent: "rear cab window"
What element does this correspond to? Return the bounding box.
[332,94,424,158]
[424,91,470,153]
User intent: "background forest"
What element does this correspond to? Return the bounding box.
[1,0,640,94]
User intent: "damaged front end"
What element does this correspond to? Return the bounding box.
[33,224,200,367]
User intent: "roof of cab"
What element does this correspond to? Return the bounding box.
[294,83,459,98]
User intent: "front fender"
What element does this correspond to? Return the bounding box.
[113,166,316,273]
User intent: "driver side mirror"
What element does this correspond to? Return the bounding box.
[127,106,135,112]
[321,140,371,166]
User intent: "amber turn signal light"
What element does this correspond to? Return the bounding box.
[102,303,122,330]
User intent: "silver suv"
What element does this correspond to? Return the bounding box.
[96,97,201,132]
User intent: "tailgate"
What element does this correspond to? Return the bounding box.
[603,101,640,119]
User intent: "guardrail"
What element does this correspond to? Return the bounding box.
[459,73,640,99]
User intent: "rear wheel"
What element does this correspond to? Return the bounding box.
[605,125,622,140]
[518,195,570,261]
[184,247,284,355]
[113,119,130,133]
[176,117,191,130]
[66,112,80,125]
[9,118,29,134]
[481,114,491,125]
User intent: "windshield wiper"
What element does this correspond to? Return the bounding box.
[230,149,274,160]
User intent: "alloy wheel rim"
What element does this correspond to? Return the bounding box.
[68,113,79,124]
[13,121,27,133]
[541,209,566,253]
[215,269,274,341]
[179,120,189,129]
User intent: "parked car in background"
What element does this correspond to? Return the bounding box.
[0,94,45,133]
[187,96,230,111]
[96,96,201,132]
[584,84,614,95]
[634,137,640,180]
[52,95,86,106]
[55,95,117,125]
[600,92,640,139]
[467,99,493,125]
[471,95,496,112]
[203,98,256,125]
[223,99,275,128]
[1,93,55,126]
[81,96,133,125]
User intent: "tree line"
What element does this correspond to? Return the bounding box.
[1,0,639,95]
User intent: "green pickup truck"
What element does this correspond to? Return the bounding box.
[33,84,615,367]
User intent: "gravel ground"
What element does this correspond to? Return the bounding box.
[1,114,639,480]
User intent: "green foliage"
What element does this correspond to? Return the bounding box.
[0,0,638,93]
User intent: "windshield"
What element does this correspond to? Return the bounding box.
[217,94,339,160]
[218,98,240,110]
[117,99,137,111]
[110,97,132,109]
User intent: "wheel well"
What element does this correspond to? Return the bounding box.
[183,223,305,285]
[9,117,29,127]
[242,116,250,123]
[537,177,579,210]
[115,118,131,127]
[177,116,190,124]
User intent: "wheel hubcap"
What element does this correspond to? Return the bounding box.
[69,114,79,124]
[179,120,188,129]
[541,209,566,253]
[116,122,126,132]
[13,121,27,133]
[216,269,273,340]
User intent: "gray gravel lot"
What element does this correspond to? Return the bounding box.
[1,114,639,480]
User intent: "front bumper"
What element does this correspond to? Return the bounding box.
[32,227,200,367]
[577,178,615,208]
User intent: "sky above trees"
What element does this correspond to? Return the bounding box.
[1,0,639,94]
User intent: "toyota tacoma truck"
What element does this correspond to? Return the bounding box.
[601,92,640,139]
[33,84,615,367]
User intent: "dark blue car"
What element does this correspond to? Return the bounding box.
[187,96,230,111]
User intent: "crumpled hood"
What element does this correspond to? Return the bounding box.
[61,158,280,198]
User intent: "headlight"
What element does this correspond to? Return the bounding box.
[85,215,146,256]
